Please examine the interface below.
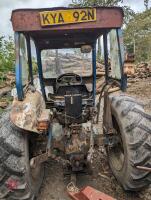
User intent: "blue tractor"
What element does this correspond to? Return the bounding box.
[0,7,150,200]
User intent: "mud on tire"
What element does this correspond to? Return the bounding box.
[0,111,44,200]
[107,94,151,191]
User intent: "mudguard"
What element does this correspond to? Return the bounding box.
[10,90,50,133]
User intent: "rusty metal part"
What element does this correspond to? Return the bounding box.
[30,150,51,169]
[51,122,65,151]
[97,81,120,124]
[65,125,89,155]
[65,133,88,155]
[50,123,91,154]
[96,82,107,123]
[10,90,51,134]
[37,121,49,132]
[68,186,116,200]
[52,139,65,152]
[102,83,122,148]
[103,85,114,133]
[87,115,95,163]
[30,126,53,168]
[11,7,124,50]
[31,135,48,157]
[69,154,85,172]
[30,149,71,168]
[64,124,91,172]
[55,156,71,166]
[37,109,50,132]
[11,7,123,32]
[136,166,151,172]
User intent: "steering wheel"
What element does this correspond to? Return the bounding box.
[56,73,82,85]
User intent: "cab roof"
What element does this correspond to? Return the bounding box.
[11,7,124,49]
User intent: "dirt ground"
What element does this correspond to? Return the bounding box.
[36,77,151,200]
[0,78,150,200]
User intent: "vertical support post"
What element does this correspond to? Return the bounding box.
[117,29,127,91]
[36,47,47,101]
[55,49,59,74]
[15,32,24,101]
[26,35,33,85]
[92,42,97,105]
[103,33,109,83]
[47,125,52,151]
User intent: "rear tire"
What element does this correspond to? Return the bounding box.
[107,94,151,191]
[0,111,44,199]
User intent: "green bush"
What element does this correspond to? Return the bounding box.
[0,36,15,74]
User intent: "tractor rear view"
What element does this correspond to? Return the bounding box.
[0,7,150,200]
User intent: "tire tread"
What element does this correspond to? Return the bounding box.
[109,94,151,191]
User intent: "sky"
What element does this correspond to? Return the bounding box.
[0,0,151,36]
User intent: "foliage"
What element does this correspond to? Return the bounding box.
[70,0,135,62]
[123,5,135,25]
[144,0,149,10]
[70,0,135,24]
[32,57,38,75]
[97,37,101,62]
[0,108,3,115]
[124,8,151,62]
[70,0,123,6]
[0,36,15,74]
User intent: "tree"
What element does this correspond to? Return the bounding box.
[70,0,135,62]
[0,36,15,84]
[124,9,151,62]
[0,36,15,73]
[70,0,134,24]
[144,0,149,10]
[70,0,123,7]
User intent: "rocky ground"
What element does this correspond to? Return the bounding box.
[37,77,151,200]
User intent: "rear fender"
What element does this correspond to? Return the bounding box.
[10,90,49,134]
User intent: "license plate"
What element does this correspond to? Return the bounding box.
[40,8,96,27]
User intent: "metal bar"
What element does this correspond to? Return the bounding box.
[136,166,151,172]
[92,42,97,104]
[26,35,34,85]
[47,126,52,150]
[36,46,47,101]
[15,32,24,100]
[12,8,124,32]
[103,32,109,83]
[116,28,127,91]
